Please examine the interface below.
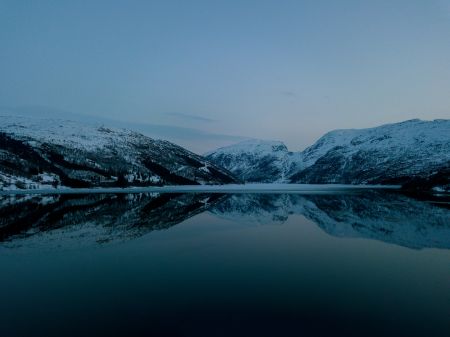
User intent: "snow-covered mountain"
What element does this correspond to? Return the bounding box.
[0,115,239,190]
[204,139,302,183]
[206,119,450,189]
[292,119,450,185]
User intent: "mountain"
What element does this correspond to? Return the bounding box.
[291,119,450,186]
[206,119,450,190]
[204,139,302,183]
[0,115,239,190]
[0,106,248,154]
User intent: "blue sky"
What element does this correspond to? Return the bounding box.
[1,0,449,153]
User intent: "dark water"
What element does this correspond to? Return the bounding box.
[0,191,449,337]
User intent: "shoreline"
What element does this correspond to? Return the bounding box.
[0,183,401,195]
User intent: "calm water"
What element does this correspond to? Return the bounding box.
[0,190,449,337]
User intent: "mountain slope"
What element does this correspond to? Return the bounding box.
[0,115,239,190]
[205,139,302,183]
[206,119,450,189]
[292,119,450,185]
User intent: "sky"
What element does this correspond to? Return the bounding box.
[1,0,449,153]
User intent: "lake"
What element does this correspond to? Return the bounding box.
[0,189,449,336]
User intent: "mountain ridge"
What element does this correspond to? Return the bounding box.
[0,115,240,190]
[206,119,450,190]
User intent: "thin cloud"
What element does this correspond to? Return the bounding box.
[165,112,217,123]
[281,91,297,98]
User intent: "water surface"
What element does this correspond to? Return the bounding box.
[0,190,449,336]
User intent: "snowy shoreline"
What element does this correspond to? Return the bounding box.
[0,183,401,195]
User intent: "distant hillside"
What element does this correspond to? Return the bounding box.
[206,119,450,191]
[0,115,239,190]
[204,139,302,183]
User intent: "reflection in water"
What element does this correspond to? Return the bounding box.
[0,191,449,249]
[0,193,226,248]
[1,190,450,337]
[211,191,450,250]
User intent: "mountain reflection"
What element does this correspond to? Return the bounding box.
[0,191,449,249]
[211,191,450,249]
[0,193,226,248]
